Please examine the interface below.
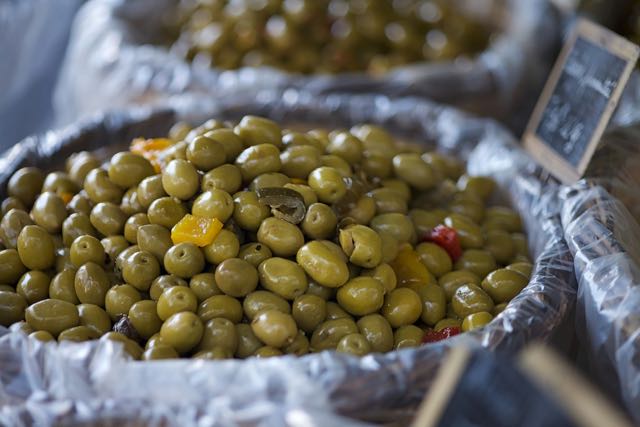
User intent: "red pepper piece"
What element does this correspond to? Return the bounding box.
[422,326,461,343]
[423,225,462,261]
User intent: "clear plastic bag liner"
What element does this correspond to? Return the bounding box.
[1,92,576,426]
[561,183,640,424]
[53,0,561,132]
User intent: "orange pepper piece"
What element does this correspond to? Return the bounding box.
[130,138,173,173]
[171,214,224,247]
[390,246,436,288]
[59,192,74,205]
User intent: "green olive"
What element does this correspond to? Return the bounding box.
[451,284,494,318]
[128,300,162,339]
[481,268,528,303]
[369,187,408,214]
[25,299,79,336]
[58,325,100,342]
[105,284,141,321]
[108,152,155,188]
[258,257,308,300]
[186,135,227,171]
[357,314,393,353]
[31,192,67,233]
[339,224,382,268]
[202,164,243,194]
[74,262,110,306]
[149,275,188,301]
[232,191,270,232]
[189,272,222,302]
[336,277,385,316]
[257,217,304,257]
[8,167,44,207]
[78,303,111,335]
[280,145,322,179]
[326,132,363,164]
[0,291,27,326]
[62,213,97,247]
[484,229,515,264]
[235,144,282,181]
[235,323,263,358]
[416,242,452,278]
[234,116,282,148]
[67,152,100,185]
[83,168,123,204]
[305,281,336,300]
[16,271,50,304]
[336,333,371,356]
[307,167,347,204]
[243,290,290,321]
[205,129,245,162]
[198,294,243,323]
[370,213,415,244]
[49,269,79,304]
[70,235,105,267]
[203,229,240,265]
[254,346,284,358]
[457,175,495,200]
[454,249,497,279]
[292,294,326,334]
[301,203,337,240]
[392,153,435,190]
[122,250,161,291]
[394,325,424,349]
[124,213,149,244]
[438,270,481,300]
[320,155,352,177]
[142,344,179,360]
[162,159,200,200]
[137,175,167,209]
[137,224,172,262]
[214,258,258,297]
[381,288,422,328]
[164,243,205,279]
[0,249,27,285]
[506,262,533,278]
[159,311,203,354]
[1,208,34,249]
[251,310,297,348]
[17,225,55,270]
[101,332,143,359]
[284,184,318,207]
[249,173,291,191]
[296,241,349,288]
[197,317,238,353]
[409,209,441,237]
[444,213,483,249]
[192,189,234,222]
[484,206,522,232]
[67,193,93,216]
[362,263,397,293]
[461,311,493,331]
[147,197,187,229]
[416,283,446,326]
[345,195,377,225]
[30,330,55,341]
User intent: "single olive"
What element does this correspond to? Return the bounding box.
[506,262,533,278]
[339,224,382,268]
[291,294,326,334]
[31,192,67,233]
[336,277,385,316]
[83,168,123,204]
[101,331,143,359]
[336,333,371,356]
[484,206,522,232]
[17,225,55,270]
[416,283,446,326]
[128,300,162,340]
[307,167,347,204]
[454,249,498,279]
[147,197,187,229]
[115,245,140,272]
[326,132,363,164]
[198,294,243,323]
[8,167,44,206]
[301,203,337,240]
[67,151,101,186]
[280,145,322,179]
[481,268,529,303]
[257,217,304,257]
[105,284,141,321]
[30,330,55,342]
[451,284,495,318]
[381,288,422,328]
[74,262,110,306]
[0,291,27,326]
[0,249,27,285]
[305,281,336,300]
[258,257,308,300]
[58,325,99,342]
[25,299,79,336]
[251,310,298,348]
[235,144,282,181]
[460,311,493,332]
[409,209,442,237]
[198,317,238,353]
[62,213,97,247]
[149,275,188,301]
[444,213,484,249]
[214,258,258,297]
[370,213,415,245]
[189,272,222,302]
[70,235,105,267]
[243,290,290,322]
[492,302,508,316]
[78,303,111,335]
[164,243,205,278]
[357,314,394,353]
[89,202,127,237]
[254,346,284,358]
[161,159,200,200]
[137,175,167,209]
[232,191,270,232]
[249,172,290,191]
[416,242,452,278]
[160,311,204,354]
[192,189,234,222]
[392,153,435,190]
[320,154,352,177]
[49,269,79,304]
[142,344,180,360]
[157,286,198,321]
[205,128,245,162]
[457,175,496,200]
[369,187,408,214]
[394,325,424,349]
[122,250,161,291]
[235,323,263,358]
[296,241,349,288]
[123,213,149,244]
[16,271,50,304]
[137,224,173,262]
[67,193,93,216]
[186,135,226,171]
[202,164,243,194]
[108,152,155,188]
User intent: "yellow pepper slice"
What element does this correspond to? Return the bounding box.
[390,246,437,288]
[171,214,224,247]
[130,138,173,173]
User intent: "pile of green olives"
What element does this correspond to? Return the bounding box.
[170,0,492,74]
[0,114,532,360]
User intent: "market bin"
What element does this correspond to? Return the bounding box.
[0,92,575,425]
[53,0,561,132]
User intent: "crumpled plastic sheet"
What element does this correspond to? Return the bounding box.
[0,93,577,426]
[53,0,561,132]
[561,182,640,424]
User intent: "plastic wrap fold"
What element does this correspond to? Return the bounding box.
[0,93,576,426]
[561,183,640,424]
[54,0,561,132]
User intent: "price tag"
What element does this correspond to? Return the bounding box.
[411,345,632,427]
[523,18,639,184]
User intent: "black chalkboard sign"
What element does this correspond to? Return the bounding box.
[524,19,638,183]
[412,346,632,427]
